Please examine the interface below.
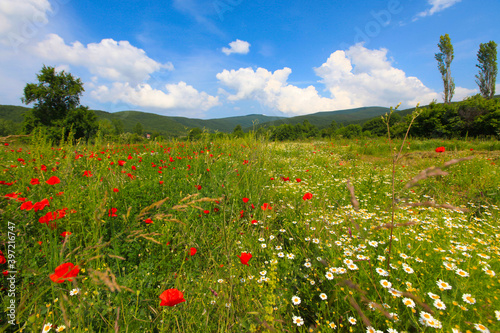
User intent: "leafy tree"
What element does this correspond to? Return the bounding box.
[134,122,144,136]
[435,34,455,104]
[336,124,362,138]
[233,124,244,138]
[188,127,203,141]
[112,119,124,136]
[21,65,97,141]
[475,41,498,99]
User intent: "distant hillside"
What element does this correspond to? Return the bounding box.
[0,104,425,136]
[0,105,286,136]
[0,105,30,123]
[249,107,391,130]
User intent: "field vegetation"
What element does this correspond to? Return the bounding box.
[1,129,499,332]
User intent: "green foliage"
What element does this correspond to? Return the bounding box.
[476,41,498,99]
[188,127,203,141]
[410,95,500,138]
[133,122,144,136]
[233,124,244,138]
[21,66,98,141]
[435,34,455,104]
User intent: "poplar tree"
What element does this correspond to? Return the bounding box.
[435,34,455,104]
[475,41,498,99]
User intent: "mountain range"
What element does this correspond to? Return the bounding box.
[0,104,400,136]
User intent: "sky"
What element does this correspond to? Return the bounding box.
[0,0,498,119]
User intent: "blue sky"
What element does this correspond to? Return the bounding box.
[0,0,498,119]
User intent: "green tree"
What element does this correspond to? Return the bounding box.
[134,122,144,136]
[21,65,97,140]
[233,124,244,138]
[112,119,124,136]
[435,34,455,104]
[475,41,498,99]
[188,127,203,141]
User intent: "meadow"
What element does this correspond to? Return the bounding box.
[1,133,499,333]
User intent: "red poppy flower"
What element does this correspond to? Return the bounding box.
[144,218,153,224]
[83,170,92,177]
[196,185,202,190]
[203,210,210,214]
[0,250,6,264]
[46,176,60,185]
[303,192,313,201]
[242,197,249,203]
[296,178,302,182]
[159,288,186,306]
[435,147,445,153]
[113,188,119,192]
[127,154,133,160]
[60,231,72,237]
[33,198,50,212]
[118,160,126,166]
[261,203,272,210]
[20,201,33,211]
[2,270,8,276]
[108,208,117,217]
[237,252,252,266]
[190,247,197,256]
[30,178,40,185]
[50,263,80,283]
[251,219,258,224]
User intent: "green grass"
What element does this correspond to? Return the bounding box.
[1,135,499,333]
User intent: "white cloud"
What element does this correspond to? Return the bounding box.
[217,67,338,115]
[90,81,220,116]
[416,0,461,19]
[33,34,173,84]
[217,44,441,116]
[0,0,52,47]
[314,44,439,109]
[452,86,477,102]
[222,39,250,55]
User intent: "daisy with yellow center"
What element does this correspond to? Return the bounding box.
[455,269,469,277]
[436,279,452,290]
[348,317,357,325]
[380,280,392,288]
[474,323,490,333]
[42,323,52,333]
[462,293,476,304]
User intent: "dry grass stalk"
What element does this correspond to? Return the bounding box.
[404,201,469,212]
[114,306,120,333]
[401,291,434,314]
[136,197,169,220]
[346,180,360,210]
[179,193,200,202]
[374,221,418,231]
[365,300,393,320]
[94,191,108,222]
[65,246,81,259]
[88,268,134,293]
[347,295,372,327]
[404,156,474,189]
[107,254,126,260]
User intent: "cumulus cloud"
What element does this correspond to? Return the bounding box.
[416,0,461,19]
[314,43,439,109]
[217,67,339,115]
[0,0,52,49]
[217,44,441,116]
[33,34,173,84]
[222,39,250,55]
[90,81,220,116]
[452,86,477,102]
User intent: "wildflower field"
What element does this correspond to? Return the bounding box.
[1,134,500,333]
